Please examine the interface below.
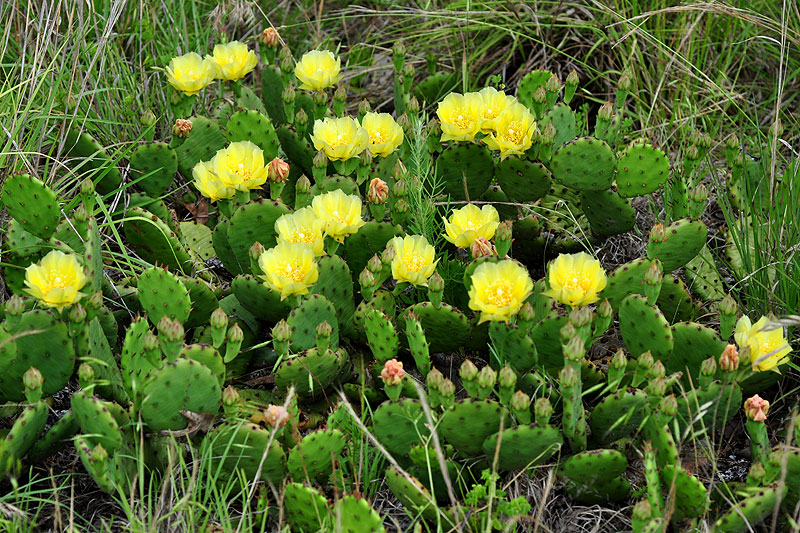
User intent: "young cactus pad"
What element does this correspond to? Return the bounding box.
[333,496,385,533]
[287,428,346,483]
[129,142,178,196]
[225,110,280,158]
[481,425,563,470]
[579,189,636,237]
[174,116,227,176]
[647,219,708,272]
[226,199,290,274]
[372,399,430,457]
[494,158,551,203]
[283,483,331,532]
[137,267,191,325]
[286,294,339,351]
[124,206,192,273]
[615,140,670,198]
[0,173,61,240]
[439,399,509,456]
[206,422,287,484]
[551,137,616,191]
[588,389,648,445]
[434,143,494,201]
[619,294,674,360]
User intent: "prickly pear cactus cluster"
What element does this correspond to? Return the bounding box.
[0,25,795,533]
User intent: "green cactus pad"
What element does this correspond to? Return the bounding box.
[277,125,314,175]
[579,189,636,237]
[1,174,60,240]
[404,313,430,375]
[372,399,429,457]
[413,72,459,105]
[311,255,355,336]
[551,137,616,191]
[440,399,508,456]
[27,409,79,462]
[562,448,627,484]
[180,344,224,386]
[274,348,346,398]
[141,358,221,431]
[400,303,470,354]
[0,401,48,475]
[343,221,403,280]
[71,389,123,452]
[211,217,239,274]
[129,142,178,196]
[87,318,127,404]
[662,464,708,520]
[494,158,551,203]
[179,221,214,262]
[530,316,569,367]
[684,246,726,301]
[384,465,438,521]
[678,381,741,435]
[6,219,43,257]
[616,140,670,198]
[363,306,399,363]
[333,496,385,533]
[0,310,75,402]
[124,206,192,274]
[588,389,648,444]
[657,276,697,323]
[138,267,191,326]
[288,428,346,483]
[482,425,562,470]
[768,447,800,508]
[619,294,674,360]
[712,483,784,533]
[287,294,339,351]
[175,116,227,176]
[516,70,553,110]
[310,175,360,197]
[599,258,654,310]
[120,318,158,401]
[73,435,116,493]
[225,110,280,159]
[666,322,727,378]
[647,219,707,272]
[563,475,631,505]
[435,143,494,201]
[206,422,286,484]
[260,66,286,124]
[489,321,537,373]
[284,482,330,532]
[231,275,292,322]
[64,128,122,194]
[127,192,174,228]
[226,199,290,274]
[542,104,577,148]
[182,277,218,329]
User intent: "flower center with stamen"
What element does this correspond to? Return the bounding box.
[329,133,351,148]
[485,280,513,307]
[371,129,386,144]
[484,106,499,119]
[288,229,313,243]
[504,121,524,144]
[452,111,472,130]
[462,216,483,231]
[402,253,425,272]
[278,262,306,282]
[563,274,590,292]
[759,338,781,355]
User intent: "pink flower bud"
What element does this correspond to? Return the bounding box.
[470,237,496,259]
[264,405,289,428]
[367,178,389,205]
[719,344,740,372]
[381,358,405,386]
[744,394,769,422]
[260,27,280,48]
[267,158,290,183]
[172,118,192,138]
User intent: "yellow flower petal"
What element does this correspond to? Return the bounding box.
[483,101,537,159]
[311,189,366,242]
[208,41,258,82]
[294,50,342,91]
[361,112,404,157]
[310,117,368,161]
[388,235,438,286]
[165,52,216,95]
[212,141,268,191]
[275,207,327,257]
[468,260,533,323]
[257,242,319,299]
[443,204,500,248]
[24,250,88,310]
[542,252,607,308]
[436,92,483,142]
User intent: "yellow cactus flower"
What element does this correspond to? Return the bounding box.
[274,207,326,256]
[24,250,88,310]
[468,260,534,323]
[443,204,500,248]
[208,41,258,82]
[436,92,483,142]
[192,160,236,202]
[310,117,368,161]
[478,87,516,132]
[483,102,537,158]
[294,50,342,91]
[361,112,404,157]
[165,52,216,95]
[212,141,268,191]
[388,235,438,286]
[311,189,366,242]
[543,252,607,308]
[734,315,791,371]
[257,242,319,299]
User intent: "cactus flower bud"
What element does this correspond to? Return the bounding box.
[358,268,375,289]
[222,385,240,406]
[80,177,95,197]
[689,183,707,203]
[534,397,553,422]
[719,293,737,317]
[260,27,280,47]
[407,96,420,114]
[295,107,309,129]
[69,303,87,323]
[367,254,383,274]
[427,118,441,137]
[210,308,229,330]
[393,40,406,60]
[392,178,408,197]
[141,109,156,129]
[381,358,405,386]
[249,241,266,262]
[272,319,291,342]
[460,359,478,382]
[333,84,347,103]
[618,71,632,91]
[143,330,159,352]
[648,377,667,397]
[227,323,244,344]
[477,365,497,389]
[542,122,557,143]
[85,291,103,311]
[651,360,666,379]
[510,390,531,412]
[719,344,740,372]
[660,394,678,417]
[358,99,371,116]
[611,349,627,369]
[470,237,496,259]
[498,366,517,389]
[563,335,585,362]
[569,306,592,329]
[316,320,332,342]
[426,367,444,390]
[598,102,613,122]
[313,149,328,170]
[649,223,667,243]
[264,404,289,428]
[519,302,535,324]
[367,178,389,205]
[439,378,455,398]
[560,322,577,344]
[78,363,95,385]
[172,118,192,138]
[4,294,25,316]
[23,367,43,391]
[638,350,654,370]
[566,69,579,87]
[496,220,513,242]
[296,174,311,194]
[381,244,396,265]
[280,55,294,75]
[633,499,652,522]
[644,261,663,285]
[281,84,296,104]
[74,204,89,223]
[92,443,109,462]
[312,89,327,107]
[157,315,182,342]
[533,85,547,104]
[545,73,561,93]
[700,356,717,376]
[744,395,769,422]
[278,46,292,61]
[397,113,410,133]
[560,365,579,387]
[267,158,290,183]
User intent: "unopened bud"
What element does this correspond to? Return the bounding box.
[566,69,579,87]
[534,397,553,421]
[172,118,192,138]
[744,394,769,422]
[85,291,103,311]
[280,55,294,75]
[498,366,517,389]
[272,320,291,342]
[426,367,444,390]
[402,62,415,78]
[439,378,455,398]
[427,118,441,137]
[719,294,737,316]
[227,323,244,344]
[80,178,95,197]
[281,84,296,104]
[644,261,662,285]
[74,204,89,222]
[719,344,740,372]
[249,241,266,262]
[316,321,332,339]
[381,244,396,265]
[633,499,652,522]
[333,84,347,103]
[510,390,531,412]
[268,158,290,183]
[143,330,159,352]
[569,306,592,329]
[23,367,43,391]
[158,316,184,342]
[519,302,535,323]
[648,377,667,396]
[359,268,375,289]
[295,107,309,129]
[542,122,556,143]
[69,303,87,323]
[222,385,240,406]
[598,102,613,121]
[92,443,108,462]
[560,322,577,344]
[660,394,678,417]
[394,198,409,214]
[313,150,328,169]
[210,308,228,330]
[618,71,632,91]
[689,183,707,203]
[260,27,280,47]
[597,299,613,319]
[407,96,420,114]
[496,220,512,242]
[393,40,406,60]
[651,360,666,379]
[559,365,579,387]
[545,73,560,93]
[78,363,95,384]
[278,46,292,61]
[367,178,389,205]
[700,356,717,376]
[4,294,24,316]
[296,174,311,194]
[264,404,289,428]
[392,178,408,197]
[427,271,444,292]
[470,237,496,259]
[649,223,667,242]
[367,254,383,274]
[358,99,371,116]
[460,359,478,382]
[381,359,405,386]
[477,365,497,389]
[312,89,327,107]
[397,113,410,133]
[611,349,627,370]
[638,350,654,370]
[533,86,547,104]
[141,109,156,128]
[564,335,585,362]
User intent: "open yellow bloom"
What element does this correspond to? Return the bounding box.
[436,92,483,142]
[361,112,404,157]
[310,117,368,161]
[294,50,342,91]
[311,189,366,242]
[192,160,236,202]
[484,102,537,158]
[543,252,607,308]
[478,87,516,132]
[443,204,500,248]
[165,52,216,95]
[388,235,438,286]
[735,316,791,371]
[275,207,326,256]
[24,250,88,310]
[468,260,533,323]
[212,141,268,191]
[257,243,319,299]
[208,41,258,81]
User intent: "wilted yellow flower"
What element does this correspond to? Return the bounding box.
[735,315,791,372]
[294,50,342,91]
[24,250,88,310]
[468,260,533,323]
[543,252,607,308]
[192,160,236,202]
[257,242,319,299]
[388,235,438,286]
[275,207,326,257]
[443,204,500,248]
[478,87,516,132]
[483,102,537,158]
[436,92,483,142]
[208,41,258,82]
[165,52,216,95]
[310,117,368,161]
[361,112,404,157]
[311,189,366,242]
[212,141,268,191]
